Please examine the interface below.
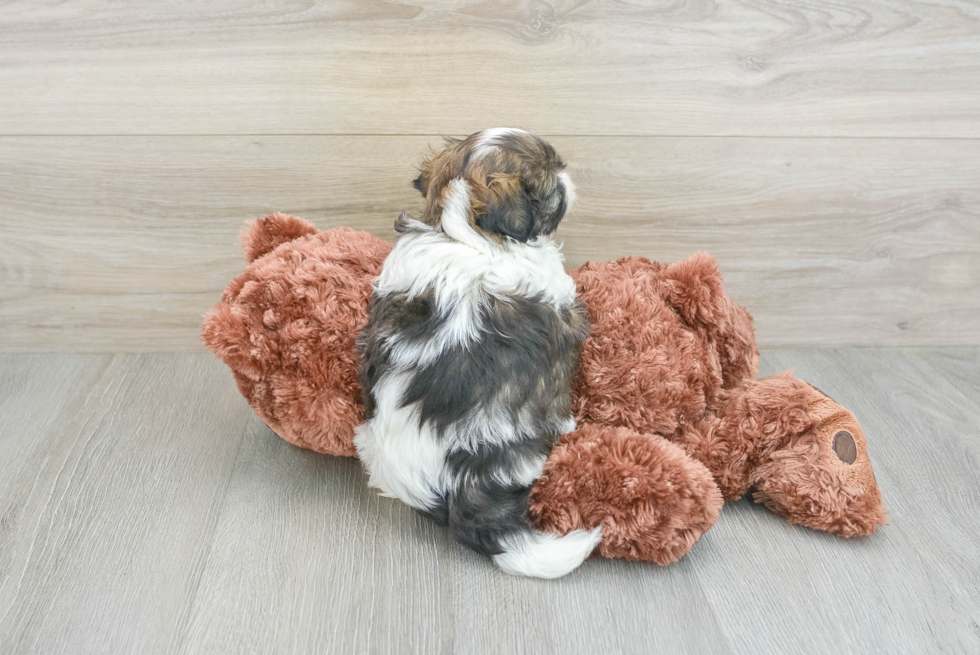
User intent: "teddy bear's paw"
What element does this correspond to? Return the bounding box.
[528,424,723,566]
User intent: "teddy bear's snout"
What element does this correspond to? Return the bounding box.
[752,419,888,538]
[832,430,857,464]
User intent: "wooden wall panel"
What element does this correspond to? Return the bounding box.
[1,135,976,351]
[0,0,978,137]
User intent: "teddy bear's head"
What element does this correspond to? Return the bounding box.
[202,213,392,456]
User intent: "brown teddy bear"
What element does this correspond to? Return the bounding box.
[203,213,887,566]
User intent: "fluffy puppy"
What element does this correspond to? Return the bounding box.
[355,128,601,578]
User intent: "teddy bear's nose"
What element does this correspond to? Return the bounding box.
[833,430,857,464]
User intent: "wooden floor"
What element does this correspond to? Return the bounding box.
[1,349,978,654]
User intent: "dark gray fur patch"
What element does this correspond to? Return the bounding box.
[401,295,587,438]
[448,480,533,555]
[358,289,588,557]
[411,424,555,536]
[441,436,558,553]
[357,289,444,420]
[418,295,586,555]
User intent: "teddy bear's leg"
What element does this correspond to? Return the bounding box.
[673,374,887,537]
[528,424,723,565]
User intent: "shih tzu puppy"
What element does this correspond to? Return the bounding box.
[355,128,601,578]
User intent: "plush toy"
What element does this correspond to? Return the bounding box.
[203,213,887,566]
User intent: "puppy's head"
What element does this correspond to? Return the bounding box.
[412,128,574,244]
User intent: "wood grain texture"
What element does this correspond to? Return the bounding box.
[1,135,977,351]
[914,347,980,398]
[1,0,979,137]
[182,415,733,655]
[0,355,250,654]
[1,350,978,654]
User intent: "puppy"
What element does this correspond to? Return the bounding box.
[355,128,601,578]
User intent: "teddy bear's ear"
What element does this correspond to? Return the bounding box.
[241,213,318,263]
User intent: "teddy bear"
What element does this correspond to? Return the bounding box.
[203,212,887,566]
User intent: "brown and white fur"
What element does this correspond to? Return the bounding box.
[355,129,601,578]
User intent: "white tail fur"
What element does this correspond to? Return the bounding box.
[493,527,603,579]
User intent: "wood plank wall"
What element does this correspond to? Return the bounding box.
[1,1,978,350]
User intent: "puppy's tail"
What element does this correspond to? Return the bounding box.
[446,481,602,579]
[492,527,603,579]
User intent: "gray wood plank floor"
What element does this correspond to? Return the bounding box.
[1,350,977,655]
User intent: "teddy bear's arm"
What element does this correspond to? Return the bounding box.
[528,424,722,565]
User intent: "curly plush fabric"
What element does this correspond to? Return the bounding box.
[570,255,759,433]
[570,258,885,538]
[749,384,888,537]
[241,212,319,264]
[204,215,887,563]
[677,373,817,501]
[202,214,392,455]
[529,425,723,565]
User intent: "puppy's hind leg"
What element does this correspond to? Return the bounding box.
[446,453,602,579]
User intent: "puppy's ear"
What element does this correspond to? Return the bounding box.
[412,159,432,198]
[476,174,534,242]
[414,137,464,199]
